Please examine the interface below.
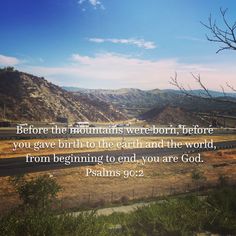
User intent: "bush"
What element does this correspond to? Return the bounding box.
[1,175,236,236]
[124,187,236,236]
[126,196,209,235]
[120,196,129,205]
[205,187,236,234]
[10,175,61,210]
[0,175,110,236]
[0,209,109,236]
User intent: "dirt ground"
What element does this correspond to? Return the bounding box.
[0,148,236,213]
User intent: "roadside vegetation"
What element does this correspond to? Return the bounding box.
[0,175,236,235]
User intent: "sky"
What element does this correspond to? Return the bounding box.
[0,0,236,90]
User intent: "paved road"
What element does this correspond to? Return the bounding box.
[0,127,236,140]
[0,140,235,177]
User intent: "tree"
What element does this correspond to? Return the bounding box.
[201,8,236,54]
[170,9,236,104]
[10,174,61,210]
[170,72,236,104]
[2,66,15,72]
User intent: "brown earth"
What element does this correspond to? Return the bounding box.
[0,149,235,214]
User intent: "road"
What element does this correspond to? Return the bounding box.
[0,140,235,177]
[0,127,236,140]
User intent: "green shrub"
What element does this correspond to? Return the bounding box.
[123,187,236,236]
[1,175,236,236]
[0,209,109,236]
[10,175,61,210]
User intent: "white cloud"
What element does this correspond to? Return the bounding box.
[177,36,206,42]
[89,38,105,43]
[78,0,104,9]
[89,0,100,6]
[0,54,21,66]
[89,38,156,49]
[22,52,236,91]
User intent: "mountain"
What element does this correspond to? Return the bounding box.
[64,87,179,117]
[0,69,126,122]
[140,93,236,126]
[177,89,236,98]
[140,105,207,126]
[63,87,236,119]
[63,86,236,126]
[1,69,234,124]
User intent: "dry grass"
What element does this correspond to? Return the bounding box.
[0,148,236,213]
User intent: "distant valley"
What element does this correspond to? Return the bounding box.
[64,86,236,126]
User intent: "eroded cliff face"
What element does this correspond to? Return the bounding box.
[0,69,126,122]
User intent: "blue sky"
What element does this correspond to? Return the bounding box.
[0,0,236,90]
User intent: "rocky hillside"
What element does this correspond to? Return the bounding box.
[140,105,208,126]
[139,93,236,126]
[64,87,236,120]
[0,69,126,122]
[65,87,179,117]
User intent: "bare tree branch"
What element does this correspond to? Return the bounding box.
[169,73,236,104]
[220,85,227,97]
[227,82,236,92]
[170,72,189,95]
[190,73,213,98]
[201,8,236,53]
[170,8,236,105]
